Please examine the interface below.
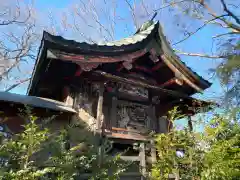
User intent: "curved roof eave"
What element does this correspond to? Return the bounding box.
[42,22,159,56]
[156,23,211,92]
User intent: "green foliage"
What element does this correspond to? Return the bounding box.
[152,109,240,180]
[217,41,240,107]
[0,113,52,180]
[0,109,126,180]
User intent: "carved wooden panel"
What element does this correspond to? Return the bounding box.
[118,84,148,98]
[116,101,150,134]
[74,82,98,117]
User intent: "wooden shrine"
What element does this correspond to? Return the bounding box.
[27,20,212,179]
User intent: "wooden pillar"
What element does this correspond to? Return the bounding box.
[110,96,117,128]
[151,106,157,132]
[139,142,147,179]
[159,116,168,133]
[96,84,105,166]
[150,140,157,164]
[96,84,104,130]
[148,90,157,132]
[187,115,193,132]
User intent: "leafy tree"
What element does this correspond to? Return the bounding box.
[0,109,127,180]
[152,108,240,180]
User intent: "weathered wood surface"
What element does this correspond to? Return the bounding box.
[106,132,148,141]
[96,83,104,130]
[139,143,147,180]
[110,96,117,127]
[151,140,157,164]
[120,156,140,161]
[92,71,190,98]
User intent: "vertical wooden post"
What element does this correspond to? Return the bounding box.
[151,106,157,132]
[96,84,104,131]
[187,115,193,132]
[110,96,117,128]
[159,116,168,134]
[148,90,157,131]
[96,83,104,166]
[150,140,157,164]
[139,142,147,179]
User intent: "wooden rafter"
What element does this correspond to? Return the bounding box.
[161,54,203,92]
[151,61,165,71]
[134,65,152,74]
[92,71,190,99]
[159,77,184,88]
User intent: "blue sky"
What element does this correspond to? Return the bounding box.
[6,0,228,129]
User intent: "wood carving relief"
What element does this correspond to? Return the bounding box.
[116,101,150,134]
[118,83,148,98]
[75,82,98,117]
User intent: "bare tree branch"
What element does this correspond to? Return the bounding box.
[220,0,240,25]
[0,2,37,91]
[0,1,31,26]
[154,0,189,12]
[5,77,30,92]
[173,14,229,45]
[125,0,138,29]
[0,24,36,79]
[212,32,240,38]
[199,1,240,32]
[174,49,228,59]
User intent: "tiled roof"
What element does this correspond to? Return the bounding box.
[43,21,158,54]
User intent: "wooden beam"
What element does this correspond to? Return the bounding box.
[139,143,147,179]
[111,127,141,134]
[106,132,148,141]
[106,89,151,105]
[159,78,176,88]
[134,65,152,74]
[150,140,157,164]
[161,54,203,92]
[92,71,190,99]
[120,156,140,161]
[51,48,146,63]
[159,78,183,88]
[151,61,165,71]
